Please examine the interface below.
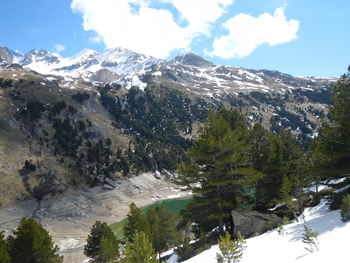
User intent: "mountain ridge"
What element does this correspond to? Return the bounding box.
[0,45,338,207]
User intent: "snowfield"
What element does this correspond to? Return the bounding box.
[168,200,350,263]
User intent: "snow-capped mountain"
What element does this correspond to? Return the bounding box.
[0,46,335,95]
[149,53,334,98]
[0,47,162,86]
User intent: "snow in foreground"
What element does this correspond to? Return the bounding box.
[169,200,350,263]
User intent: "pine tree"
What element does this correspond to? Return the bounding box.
[340,194,350,222]
[176,109,264,234]
[123,202,150,242]
[302,225,319,253]
[146,206,179,255]
[252,127,304,210]
[84,221,119,261]
[216,231,245,263]
[8,217,63,263]
[311,69,350,180]
[0,232,10,263]
[175,236,194,261]
[96,236,117,263]
[122,231,158,263]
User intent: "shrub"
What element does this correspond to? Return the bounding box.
[340,194,350,222]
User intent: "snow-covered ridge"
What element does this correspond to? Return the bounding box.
[168,200,349,263]
[0,46,336,94]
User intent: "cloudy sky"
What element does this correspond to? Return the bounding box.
[0,0,349,77]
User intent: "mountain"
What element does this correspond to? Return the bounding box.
[0,47,162,85]
[0,47,23,64]
[1,47,334,94]
[0,46,338,206]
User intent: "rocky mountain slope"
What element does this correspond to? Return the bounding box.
[0,46,337,206]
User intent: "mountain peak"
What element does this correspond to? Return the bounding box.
[172,53,214,67]
[22,49,61,66]
[72,48,99,59]
[0,47,23,64]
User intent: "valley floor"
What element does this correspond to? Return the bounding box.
[0,173,189,262]
[169,200,349,263]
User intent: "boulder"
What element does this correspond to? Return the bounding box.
[96,175,105,184]
[162,169,174,181]
[102,184,115,191]
[104,178,118,188]
[154,170,162,180]
[231,210,281,237]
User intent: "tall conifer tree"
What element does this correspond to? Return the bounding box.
[8,218,63,263]
[312,70,350,179]
[176,109,263,234]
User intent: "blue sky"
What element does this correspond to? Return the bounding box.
[0,0,349,77]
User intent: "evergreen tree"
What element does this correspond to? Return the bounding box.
[216,231,245,263]
[340,194,350,222]
[8,218,63,263]
[123,202,150,242]
[146,206,179,255]
[175,236,194,261]
[122,231,158,263]
[251,126,304,209]
[302,225,319,253]
[311,69,350,180]
[176,109,264,234]
[84,221,118,261]
[0,232,10,263]
[96,236,117,263]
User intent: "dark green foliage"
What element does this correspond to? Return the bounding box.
[122,231,158,263]
[175,236,194,261]
[0,232,11,263]
[175,232,212,261]
[123,203,150,242]
[177,109,264,234]
[24,160,36,171]
[20,102,46,121]
[340,194,350,222]
[309,70,350,185]
[96,236,118,263]
[49,101,66,116]
[251,125,304,210]
[84,221,119,261]
[72,92,90,104]
[8,218,63,263]
[99,84,208,172]
[68,105,77,114]
[53,118,81,157]
[146,206,179,254]
[0,78,13,88]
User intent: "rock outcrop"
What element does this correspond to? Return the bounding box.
[231,210,281,237]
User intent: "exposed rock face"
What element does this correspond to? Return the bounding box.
[90,69,120,83]
[231,210,281,237]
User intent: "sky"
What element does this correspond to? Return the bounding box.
[0,0,349,77]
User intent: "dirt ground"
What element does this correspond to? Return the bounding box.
[0,173,189,263]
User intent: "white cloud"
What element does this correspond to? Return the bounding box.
[209,8,300,59]
[71,0,233,58]
[54,44,66,53]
